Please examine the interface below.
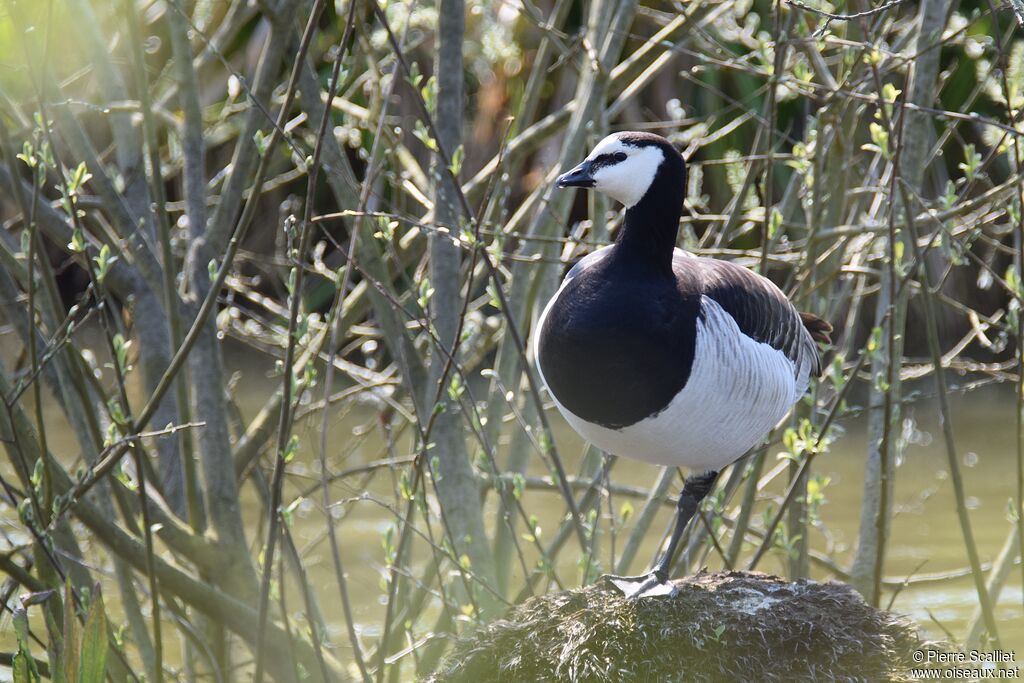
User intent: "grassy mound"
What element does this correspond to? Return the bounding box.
[431,571,924,682]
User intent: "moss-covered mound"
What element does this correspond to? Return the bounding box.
[431,570,924,683]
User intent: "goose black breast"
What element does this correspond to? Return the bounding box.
[537,250,702,429]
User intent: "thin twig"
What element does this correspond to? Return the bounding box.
[785,0,908,22]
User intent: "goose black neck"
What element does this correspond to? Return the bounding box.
[614,156,685,276]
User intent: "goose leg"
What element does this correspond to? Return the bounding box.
[602,470,719,598]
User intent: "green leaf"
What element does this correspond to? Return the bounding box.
[447,374,463,401]
[67,227,86,253]
[17,141,36,168]
[78,588,108,683]
[282,435,300,464]
[448,145,464,177]
[30,458,44,489]
[63,580,80,683]
[282,496,303,527]
[420,76,437,114]
[538,430,552,456]
[941,180,957,209]
[92,244,116,285]
[40,138,55,168]
[287,267,297,295]
[619,501,634,522]
[373,215,397,241]
[512,472,525,500]
[486,282,500,308]
[958,143,982,181]
[881,83,901,103]
[69,162,91,194]
[1006,266,1021,296]
[767,207,783,239]
[868,122,889,159]
[13,651,34,683]
[782,427,797,455]
[399,470,414,500]
[417,277,434,310]
[13,603,39,683]
[866,326,882,353]
[21,591,55,608]
[253,129,269,157]
[412,121,437,151]
[112,334,130,375]
[405,61,423,89]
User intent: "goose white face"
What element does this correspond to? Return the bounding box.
[556,134,665,208]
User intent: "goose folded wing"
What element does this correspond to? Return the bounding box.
[686,255,824,377]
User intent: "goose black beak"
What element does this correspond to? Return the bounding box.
[556,160,596,188]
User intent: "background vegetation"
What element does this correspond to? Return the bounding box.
[0,0,1022,679]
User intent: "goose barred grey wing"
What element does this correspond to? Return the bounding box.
[677,252,828,378]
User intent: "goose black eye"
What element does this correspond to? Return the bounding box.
[613,152,627,162]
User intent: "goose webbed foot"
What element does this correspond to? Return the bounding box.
[600,469,720,600]
[600,571,676,599]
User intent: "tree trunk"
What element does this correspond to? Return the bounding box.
[429,0,500,617]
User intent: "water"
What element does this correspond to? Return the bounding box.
[274,373,1024,653]
[2,347,1023,674]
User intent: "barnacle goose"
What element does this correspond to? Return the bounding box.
[533,131,831,598]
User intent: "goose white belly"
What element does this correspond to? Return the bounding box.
[539,296,808,471]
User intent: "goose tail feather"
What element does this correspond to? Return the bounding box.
[800,311,832,345]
